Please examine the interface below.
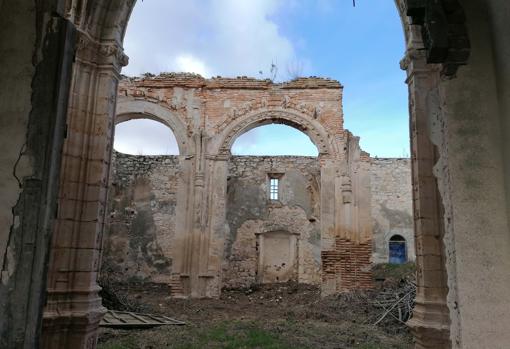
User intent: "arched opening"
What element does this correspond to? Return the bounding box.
[389,234,407,264]
[66,2,418,348]
[224,119,322,290]
[232,124,318,156]
[114,118,179,155]
[4,0,492,348]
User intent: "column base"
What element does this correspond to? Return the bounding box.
[407,300,451,349]
[42,288,106,349]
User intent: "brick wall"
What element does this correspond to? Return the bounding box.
[322,237,373,291]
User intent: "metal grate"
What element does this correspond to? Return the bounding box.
[100,310,185,328]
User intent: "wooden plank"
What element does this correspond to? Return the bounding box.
[100,310,185,328]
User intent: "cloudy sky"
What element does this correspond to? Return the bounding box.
[114,0,409,157]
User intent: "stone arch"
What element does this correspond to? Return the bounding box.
[214,108,335,156]
[62,0,135,42]
[116,98,193,155]
[44,2,455,348]
[0,1,478,348]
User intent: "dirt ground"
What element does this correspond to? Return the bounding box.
[98,264,415,349]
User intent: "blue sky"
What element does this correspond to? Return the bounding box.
[114,0,409,157]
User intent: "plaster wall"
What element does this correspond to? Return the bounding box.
[434,1,510,346]
[370,158,414,263]
[0,0,36,281]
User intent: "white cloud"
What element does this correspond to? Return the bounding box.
[117,1,316,156]
[114,119,179,155]
[174,54,210,76]
[122,0,299,79]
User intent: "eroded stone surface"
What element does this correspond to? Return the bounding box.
[104,152,414,294]
[371,158,414,263]
[102,74,378,298]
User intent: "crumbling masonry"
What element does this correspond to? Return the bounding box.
[109,74,374,297]
[5,1,510,348]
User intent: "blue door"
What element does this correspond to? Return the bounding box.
[389,239,407,264]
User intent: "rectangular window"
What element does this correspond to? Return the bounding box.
[270,178,279,200]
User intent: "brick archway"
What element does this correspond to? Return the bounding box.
[115,98,193,156]
[215,108,335,157]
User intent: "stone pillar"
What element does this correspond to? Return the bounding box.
[171,155,194,297]
[202,154,229,297]
[356,154,372,243]
[319,156,339,295]
[42,32,128,348]
[175,133,228,298]
[402,45,451,348]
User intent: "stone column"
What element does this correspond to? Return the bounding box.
[402,46,451,348]
[202,154,229,297]
[319,156,339,295]
[171,155,195,297]
[42,32,128,348]
[356,154,372,243]
[176,132,228,298]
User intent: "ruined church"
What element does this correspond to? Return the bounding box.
[103,73,414,298]
[4,1,510,348]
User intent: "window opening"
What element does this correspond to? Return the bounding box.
[270,178,279,200]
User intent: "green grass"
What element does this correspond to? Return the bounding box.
[372,262,416,281]
[99,340,136,349]
[98,321,294,349]
[175,322,293,349]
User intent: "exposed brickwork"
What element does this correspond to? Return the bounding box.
[322,238,373,291]
[112,74,374,299]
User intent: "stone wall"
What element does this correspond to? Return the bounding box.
[370,158,414,263]
[104,154,323,288]
[224,156,321,288]
[104,153,415,289]
[114,74,373,297]
[104,153,181,283]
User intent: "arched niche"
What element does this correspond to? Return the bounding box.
[116,98,193,155]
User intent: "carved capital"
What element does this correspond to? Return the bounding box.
[400,48,426,71]
[403,0,470,77]
[76,30,129,71]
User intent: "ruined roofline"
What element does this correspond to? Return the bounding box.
[113,151,319,160]
[120,72,343,90]
[371,157,411,161]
